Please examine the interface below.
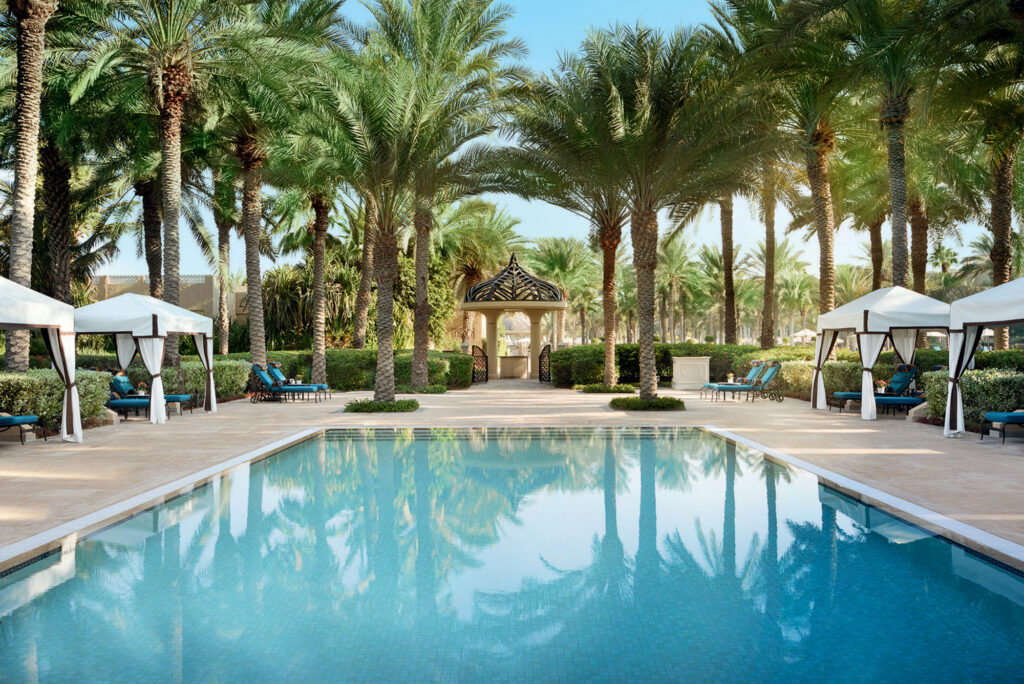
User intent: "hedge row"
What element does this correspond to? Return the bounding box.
[80,349,473,392]
[122,360,251,402]
[551,343,759,388]
[0,369,111,430]
[922,369,1024,431]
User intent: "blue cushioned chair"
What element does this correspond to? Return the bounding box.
[874,395,925,415]
[0,414,43,444]
[981,412,1024,444]
[702,361,763,400]
[831,364,919,413]
[110,373,192,418]
[251,365,320,403]
[719,361,783,402]
[269,361,330,400]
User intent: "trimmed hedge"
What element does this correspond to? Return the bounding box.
[0,369,111,432]
[344,398,420,413]
[923,368,1024,431]
[124,360,251,403]
[76,348,474,392]
[576,383,637,393]
[609,396,686,411]
[551,343,759,388]
[396,384,447,394]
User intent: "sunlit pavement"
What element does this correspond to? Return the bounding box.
[1,380,1022,561]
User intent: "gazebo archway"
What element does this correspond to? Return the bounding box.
[461,254,567,380]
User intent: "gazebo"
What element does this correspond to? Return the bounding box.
[0,277,82,442]
[461,254,567,380]
[75,294,217,424]
[812,286,950,420]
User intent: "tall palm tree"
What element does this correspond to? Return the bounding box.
[579,25,762,399]
[525,237,597,348]
[507,49,628,384]
[4,0,57,372]
[367,0,525,387]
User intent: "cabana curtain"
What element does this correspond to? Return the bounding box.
[43,329,82,443]
[944,328,982,436]
[192,334,217,413]
[857,334,888,421]
[114,333,137,369]
[811,330,839,410]
[137,337,167,425]
[890,329,919,365]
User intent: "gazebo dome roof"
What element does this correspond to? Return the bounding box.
[464,254,564,303]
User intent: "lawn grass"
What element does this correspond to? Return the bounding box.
[344,399,420,413]
[609,396,686,411]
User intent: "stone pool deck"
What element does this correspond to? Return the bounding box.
[2,381,1023,570]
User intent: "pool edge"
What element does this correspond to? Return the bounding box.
[0,426,324,575]
[707,425,1024,573]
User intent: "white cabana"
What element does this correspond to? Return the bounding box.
[0,277,82,442]
[812,287,950,420]
[945,278,1024,437]
[75,294,217,424]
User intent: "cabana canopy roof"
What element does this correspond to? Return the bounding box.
[817,286,949,333]
[950,277,1024,330]
[75,293,213,337]
[0,276,74,332]
[465,254,564,304]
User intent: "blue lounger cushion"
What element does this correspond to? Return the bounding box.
[0,415,38,427]
[984,412,1024,424]
[108,397,151,409]
[874,396,924,407]
[833,391,862,400]
[165,394,191,403]
[268,363,327,391]
[276,384,319,393]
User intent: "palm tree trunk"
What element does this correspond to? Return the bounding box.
[212,170,232,355]
[5,0,56,373]
[882,99,910,288]
[40,140,72,304]
[311,194,329,386]
[158,64,192,368]
[868,217,884,291]
[760,166,776,350]
[909,197,928,294]
[237,136,267,368]
[135,179,163,298]
[460,274,480,347]
[990,151,1015,350]
[411,207,432,388]
[374,225,400,402]
[658,295,668,345]
[631,209,659,399]
[668,281,678,344]
[720,196,737,344]
[601,235,619,385]
[352,197,377,349]
[805,140,836,314]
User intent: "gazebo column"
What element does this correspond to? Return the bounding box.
[528,311,544,379]
[485,310,502,379]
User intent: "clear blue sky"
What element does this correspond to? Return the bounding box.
[100,0,984,278]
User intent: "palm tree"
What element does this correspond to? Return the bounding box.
[507,48,628,384]
[525,237,596,348]
[658,235,700,343]
[579,25,763,398]
[367,0,525,387]
[4,0,57,372]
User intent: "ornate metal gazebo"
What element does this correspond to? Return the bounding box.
[461,254,567,380]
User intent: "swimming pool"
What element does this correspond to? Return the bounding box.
[1,427,1023,682]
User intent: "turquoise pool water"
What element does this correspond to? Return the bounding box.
[1,427,1023,682]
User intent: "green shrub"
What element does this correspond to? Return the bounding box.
[609,396,686,411]
[758,360,894,402]
[396,384,447,394]
[126,360,250,403]
[551,342,760,388]
[0,369,110,431]
[734,345,859,375]
[577,383,637,393]
[444,352,473,389]
[344,398,420,413]
[923,368,1024,430]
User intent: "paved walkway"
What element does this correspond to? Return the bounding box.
[2,381,1023,568]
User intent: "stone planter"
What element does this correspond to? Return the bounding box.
[671,356,710,390]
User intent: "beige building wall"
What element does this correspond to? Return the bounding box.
[91,275,248,321]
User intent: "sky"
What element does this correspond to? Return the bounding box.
[99,0,988,278]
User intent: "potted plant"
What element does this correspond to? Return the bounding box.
[136,381,148,396]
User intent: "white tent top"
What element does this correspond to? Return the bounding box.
[816,286,950,334]
[75,293,213,337]
[793,328,817,339]
[0,276,75,332]
[950,277,1024,330]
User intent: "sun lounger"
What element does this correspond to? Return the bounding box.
[981,412,1024,444]
[831,364,918,413]
[251,365,320,403]
[702,361,762,399]
[269,361,330,399]
[109,374,191,419]
[0,414,43,444]
[718,361,783,402]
